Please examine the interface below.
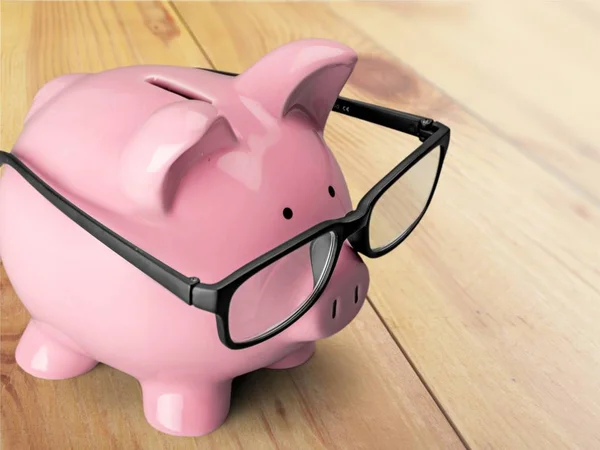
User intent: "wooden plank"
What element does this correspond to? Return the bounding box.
[333,1,600,205]
[0,2,463,449]
[2,262,464,450]
[174,2,600,449]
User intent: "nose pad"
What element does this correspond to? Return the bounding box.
[285,240,369,342]
[309,233,334,285]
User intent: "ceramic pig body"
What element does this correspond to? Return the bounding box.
[0,39,369,437]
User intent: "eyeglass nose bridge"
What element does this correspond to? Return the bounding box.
[342,210,373,255]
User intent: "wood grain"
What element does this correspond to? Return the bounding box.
[1,261,462,450]
[0,2,463,449]
[334,1,600,206]
[174,2,600,449]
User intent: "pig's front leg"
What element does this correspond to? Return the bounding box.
[15,319,98,379]
[267,342,316,370]
[140,378,232,437]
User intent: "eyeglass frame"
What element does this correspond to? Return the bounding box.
[0,67,450,350]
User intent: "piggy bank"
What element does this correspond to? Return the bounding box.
[0,39,369,437]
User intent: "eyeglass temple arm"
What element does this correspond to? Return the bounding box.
[196,67,438,142]
[0,69,440,314]
[0,151,214,310]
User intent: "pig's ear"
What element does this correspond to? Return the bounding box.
[234,39,358,130]
[119,100,238,218]
[25,74,88,122]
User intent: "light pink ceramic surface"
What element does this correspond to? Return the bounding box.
[0,39,370,437]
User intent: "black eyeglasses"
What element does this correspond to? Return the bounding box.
[0,67,450,350]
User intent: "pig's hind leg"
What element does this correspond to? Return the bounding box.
[140,378,232,437]
[267,342,316,370]
[15,320,98,380]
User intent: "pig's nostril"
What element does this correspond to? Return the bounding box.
[354,286,359,304]
[332,299,337,319]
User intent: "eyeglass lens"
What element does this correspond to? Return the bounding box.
[228,231,337,343]
[368,145,442,251]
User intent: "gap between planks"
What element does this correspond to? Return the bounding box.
[169,0,216,70]
[169,3,471,447]
[324,5,600,211]
[366,294,472,450]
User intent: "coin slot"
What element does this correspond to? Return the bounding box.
[145,76,212,103]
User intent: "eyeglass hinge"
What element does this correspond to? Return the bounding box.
[417,118,435,142]
[189,279,219,313]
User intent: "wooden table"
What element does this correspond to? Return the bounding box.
[1,2,599,449]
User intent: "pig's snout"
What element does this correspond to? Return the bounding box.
[291,242,369,342]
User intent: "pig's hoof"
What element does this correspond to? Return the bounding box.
[267,342,316,370]
[141,379,232,437]
[15,321,97,380]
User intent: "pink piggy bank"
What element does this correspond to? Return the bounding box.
[0,39,371,436]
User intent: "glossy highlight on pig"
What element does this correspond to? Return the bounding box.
[0,39,370,437]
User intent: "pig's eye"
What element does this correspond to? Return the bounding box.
[283,207,294,220]
[328,186,336,198]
